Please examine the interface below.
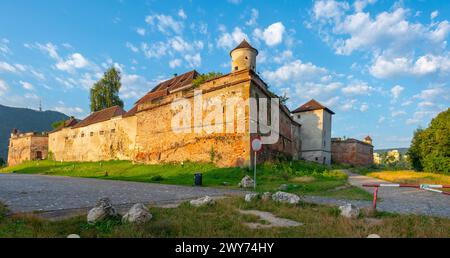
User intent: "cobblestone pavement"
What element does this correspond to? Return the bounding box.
[0,174,244,213]
[306,171,450,218]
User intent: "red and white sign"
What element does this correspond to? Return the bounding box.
[251,136,263,152]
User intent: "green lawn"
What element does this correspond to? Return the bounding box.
[1,159,372,200]
[1,198,449,238]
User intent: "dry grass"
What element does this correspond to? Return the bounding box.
[1,198,449,238]
[368,170,450,193]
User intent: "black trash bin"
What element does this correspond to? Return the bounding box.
[194,173,203,186]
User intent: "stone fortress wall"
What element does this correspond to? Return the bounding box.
[8,132,48,166]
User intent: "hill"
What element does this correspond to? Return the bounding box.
[0,104,69,161]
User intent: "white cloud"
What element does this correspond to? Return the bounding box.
[54,106,85,117]
[227,0,242,4]
[390,85,404,100]
[273,50,293,64]
[378,116,386,123]
[178,9,187,19]
[391,110,406,117]
[246,9,259,26]
[136,28,146,36]
[360,103,369,112]
[431,10,439,20]
[370,53,450,78]
[341,81,374,95]
[19,81,34,91]
[313,0,349,21]
[126,42,139,53]
[0,38,11,55]
[262,60,328,85]
[55,53,90,73]
[184,54,202,67]
[217,27,248,49]
[141,42,168,59]
[253,22,285,46]
[354,0,377,12]
[145,14,183,35]
[0,79,9,95]
[169,59,182,68]
[0,61,17,73]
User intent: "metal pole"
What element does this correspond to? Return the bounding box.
[254,151,257,190]
[373,187,379,210]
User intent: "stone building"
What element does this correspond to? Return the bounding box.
[7,129,48,166]
[331,136,374,166]
[47,40,302,167]
[292,99,334,165]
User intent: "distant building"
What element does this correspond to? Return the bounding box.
[292,99,334,165]
[373,152,382,165]
[8,129,48,166]
[331,136,374,166]
[386,150,401,164]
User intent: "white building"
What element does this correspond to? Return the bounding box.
[292,99,334,165]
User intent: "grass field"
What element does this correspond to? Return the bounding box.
[367,170,450,192]
[0,160,372,200]
[1,197,449,238]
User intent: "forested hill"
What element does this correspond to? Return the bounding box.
[0,104,69,161]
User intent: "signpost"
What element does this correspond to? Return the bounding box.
[251,136,263,190]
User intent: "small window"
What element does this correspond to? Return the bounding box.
[99,131,104,135]
[245,56,248,60]
[234,66,238,71]
[111,129,115,134]
[297,115,301,119]
[90,132,94,137]
[81,133,85,138]
[315,157,319,161]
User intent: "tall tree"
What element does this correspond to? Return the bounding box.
[408,108,450,174]
[90,67,124,112]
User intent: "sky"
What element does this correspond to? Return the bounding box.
[0,0,449,149]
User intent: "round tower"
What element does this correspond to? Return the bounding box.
[364,135,373,145]
[230,39,258,73]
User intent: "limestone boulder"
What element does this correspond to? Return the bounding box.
[272,191,301,204]
[238,176,254,188]
[244,193,259,202]
[190,196,215,207]
[87,198,117,224]
[339,203,360,219]
[367,234,381,238]
[122,203,152,224]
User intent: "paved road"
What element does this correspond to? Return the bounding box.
[306,172,450,218]
[0,174,243,213]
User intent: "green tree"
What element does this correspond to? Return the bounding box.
[0,157,5,167]
[51,120,65,129]
[90,67,124,112]
[407,108,450,174]
[192,72,223,87]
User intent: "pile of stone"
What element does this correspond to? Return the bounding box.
[244,191,301,205]
[87,198,152,225]
[190,196,215,207]
[339,203,360,219]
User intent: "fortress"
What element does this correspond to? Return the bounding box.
[7,40,374,167]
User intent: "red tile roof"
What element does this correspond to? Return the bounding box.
[292,99,335,115]
[230,39,258,55]
[50,117,79,133]
[72,106,125,129]
[124,70,199,117]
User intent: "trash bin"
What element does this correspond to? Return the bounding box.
[194,173,202,186]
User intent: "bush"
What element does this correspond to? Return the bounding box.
[150,175,165,182]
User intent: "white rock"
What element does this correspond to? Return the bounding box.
[245,193,259,202]
[272,191,301,204]
[87,198,117,224]
[67,234,81,238]
[190,196,215,207]
[238,176,254,188]
[339,203,360,219]
[122,203,152,224]
[367,234,381,238]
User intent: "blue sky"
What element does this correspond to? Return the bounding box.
[0,0,449,149]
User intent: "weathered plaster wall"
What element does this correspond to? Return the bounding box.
[49,116,136,162]
[331,140,374,166]
[293,109,331,165]
[8,134,48,166]
[134,71,252,167]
